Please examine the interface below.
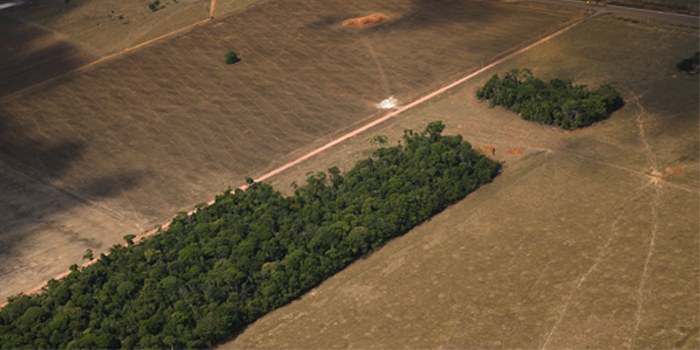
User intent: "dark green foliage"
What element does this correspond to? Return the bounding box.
[82,249,94,261]
[148,0,160,11]
[476,69,623,130]
[225,51,239,64]
[0,122,500,349]
[677,51,699,73]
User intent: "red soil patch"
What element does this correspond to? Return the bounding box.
[531,144,542,148]
[663,167,684,177]
[549,54,563,61]
[343,13,390,29]
[482,146,495,154]
[507,148,524,155]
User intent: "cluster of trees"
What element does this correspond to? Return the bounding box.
[677,51,699,73]
[0,121,501,349]
[476,69,624,129]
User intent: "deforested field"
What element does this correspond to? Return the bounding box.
[0,14,97,98]
[220,16,699,349]
[4,0,265,58]
[0,0,585,301]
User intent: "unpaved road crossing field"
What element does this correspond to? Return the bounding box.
[0,0,584,301]
[220,16,699,349]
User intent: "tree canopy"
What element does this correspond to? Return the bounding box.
[676,51,699,73]
[0,121,500,349]
[476,69,623,129]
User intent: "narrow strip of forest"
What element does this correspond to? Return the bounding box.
[477,69,623,129]
[0,121,501,349]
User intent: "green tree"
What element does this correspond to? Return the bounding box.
[123,234,136,246]
[82,249,94,261]
[225,51,239,64]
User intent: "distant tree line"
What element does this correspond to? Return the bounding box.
[476,69,624,129]
[0,121,501,349]
[676,51,699,73]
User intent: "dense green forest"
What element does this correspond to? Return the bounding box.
[0,122,501,349]
[476,69,623,129]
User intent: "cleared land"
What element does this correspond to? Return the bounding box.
[220,16,699,349]
[0,14,96,98]
[0,0,585,301]
[0,0,263,98]
[4,0,264,56]
[606,0,699,15]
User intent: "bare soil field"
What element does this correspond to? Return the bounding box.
[220,16,699,349]
[4,0,263,56]
[0,14,97,97]
[0,0,262,99]
[606,0,699,16]
[0,0,585,301]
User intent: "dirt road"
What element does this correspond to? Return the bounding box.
[535,0,699,25]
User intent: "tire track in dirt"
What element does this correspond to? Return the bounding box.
[539,80,694,348]
[540,179,653,349]
[628,184,662,349]
[362,37,392,98]
[625,87,664,350]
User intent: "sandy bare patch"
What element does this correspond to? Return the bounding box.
[343,13,389,29]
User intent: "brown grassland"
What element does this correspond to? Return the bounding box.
[219,16,699,349]
[0,0,264,98]
[4,0,264,56]
[606,0,699,16]
[0,0,586,302]
[0,14,96,98]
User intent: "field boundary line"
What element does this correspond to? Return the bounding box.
[0,11,602,308]
[0,0,273,103]
[0,18,211,102]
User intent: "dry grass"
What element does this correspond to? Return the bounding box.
[219,15,699,349]
[0,0,584,301]
[606,0,699,16]
[5,0,265,56]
